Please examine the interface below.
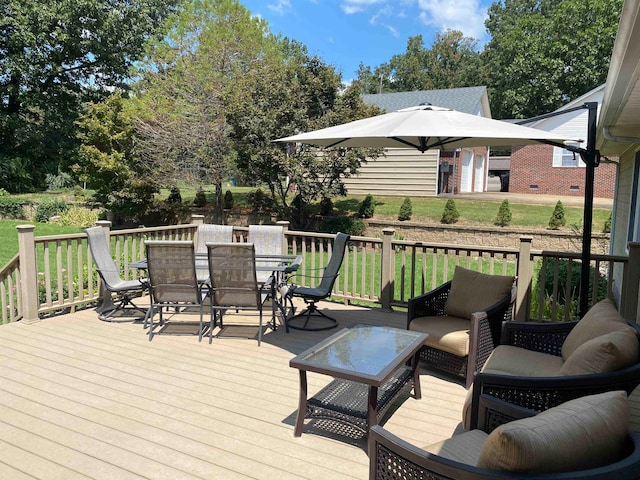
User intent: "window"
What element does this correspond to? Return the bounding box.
[628,154,640,245]
[561,149,579,167]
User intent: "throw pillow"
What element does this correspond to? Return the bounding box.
[444,266,514,320]
[476,391,629,473]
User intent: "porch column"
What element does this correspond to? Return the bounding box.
[516,236,533,321]
[380,228,395,311]
[621,242,640,321]
[17,225,38,322]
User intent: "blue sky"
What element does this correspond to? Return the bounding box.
[241,0,494,83]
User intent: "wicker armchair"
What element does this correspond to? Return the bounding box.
[407,267,516,388]
[369,392,640,480]
[466,302,640,432]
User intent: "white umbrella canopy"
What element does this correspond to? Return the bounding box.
[276,105,579,151]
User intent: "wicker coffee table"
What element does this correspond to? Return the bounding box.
[289,324,427,437]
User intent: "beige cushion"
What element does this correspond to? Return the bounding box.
[560,327,640,375]
[562,299,628,360]
[444,266,514,320]
[476,391,629,473]
[409,315,470,356]
[481,345,564,377]
[424,429,489,466]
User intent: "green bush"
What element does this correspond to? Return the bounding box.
[398,197,412,221]
[358,194,375,218]
[52,206,100,227]
[319,197,333,216]
[0,196,25,219]
[223,190,234,209]
[73,185,84,198]
[193,187,207,207]
[319,216,366,236]
[34,199,68,223]
[494,199,512,226]
[249,188,272,213]
[536,258,608,310]
[45,172,74,191]
[167,186,182,204]
[440,199,459,224]
[603,210,612,233]
[548,200,566,229]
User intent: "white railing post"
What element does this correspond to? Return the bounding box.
[380,228,395,311]
[17,225,38,322]
[516,236,533,321]
[191,214,205,226]
[621,242,640,321]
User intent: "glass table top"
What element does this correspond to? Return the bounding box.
[292,324,426,377]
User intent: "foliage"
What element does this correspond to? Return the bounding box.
[548,200,566,229]
[355,31,481,93]
[398,197,413,221]
[440,199,459,224]
[603,210,612,233]
[167,186,182,204]
[359,194,376,219]
[223,190,234,210]
[45,172,75,191]
[74,91,158,224]
[494,199,512,227]
[73,186,84,198]
[482,0,623,119]
[0,188,8,196]
[52,206,100,228]
[0,197,25,219]
[319,216,366,236]
[0,0,178,193]
[248,188,272,213]
[319,197,334,216]
[537,258,607,310]
[194,187,207,207]
[34,199,67,223]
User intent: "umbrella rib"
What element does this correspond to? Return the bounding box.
[326,138,348,148]
[391,137,423,152]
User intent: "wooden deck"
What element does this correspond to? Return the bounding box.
[0,299,467,480]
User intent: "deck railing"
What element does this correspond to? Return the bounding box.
[3,215,639,324]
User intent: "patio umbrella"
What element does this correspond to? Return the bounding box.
[276,104,598,319]
[275,105,576,152]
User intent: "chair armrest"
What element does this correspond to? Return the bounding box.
[501,320,577,355]
[468,363,640,431]
[475,394,539,433]
[407,281,452,327]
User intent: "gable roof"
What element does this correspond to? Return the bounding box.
[362,86,490,117]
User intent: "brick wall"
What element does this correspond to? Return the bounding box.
[509,144,617,198]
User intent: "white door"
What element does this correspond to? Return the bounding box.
[474,154,485,192]
[460,150,473,192]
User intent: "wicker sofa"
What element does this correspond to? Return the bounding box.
[407,266,516,388]
[369,391,640,479]
[464,298,640,431]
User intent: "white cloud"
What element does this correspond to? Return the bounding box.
[341,0,387,15]
[417,0,488,40]
[268,0,293,15]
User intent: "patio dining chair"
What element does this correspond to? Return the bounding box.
[206,242,270,346]
[145,240,209,341]
[284,232,350,331]
[248,225,284,284]
[85,226,147,321]
[194,224,234,282]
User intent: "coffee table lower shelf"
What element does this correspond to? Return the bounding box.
[304,367,415,434]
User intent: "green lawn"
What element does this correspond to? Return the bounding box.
[0,221,83,266]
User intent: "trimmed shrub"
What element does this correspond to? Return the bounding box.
[248,188,272,213]
[358,194,375,218]
[34,199,68,223]
[193,187,207,207]
[0,196,25,219]
[319,197,334,216]
[441,199,459,224]
[548,200,566,229]
[494,199,512,226]
[319,216,366,236]
[223,190,234,209]
[398,197,412,221]
[603,210,612,233]
[167,186,182,204]
[52,206,100,227]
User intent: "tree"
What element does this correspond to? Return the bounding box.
[548,200,566,229]
[398,197,413,221]
[495,199,513,227]
[483,0,623,119]
[359,194,376,219]
[441,199,459,224]
[0,0,178,192]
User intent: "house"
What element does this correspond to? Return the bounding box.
[509,85,617,198]
[343,86,491,197]
[597,0,640,318]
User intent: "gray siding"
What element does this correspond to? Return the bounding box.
[344,148,439,197]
